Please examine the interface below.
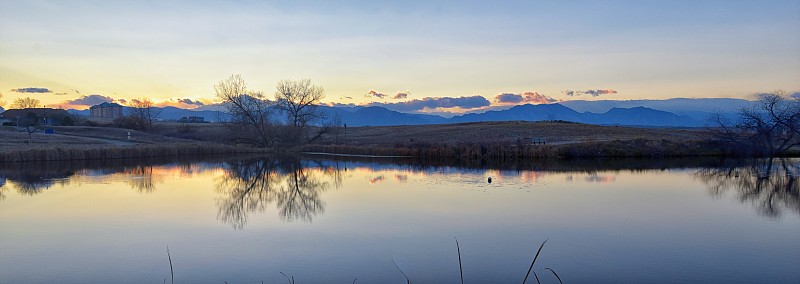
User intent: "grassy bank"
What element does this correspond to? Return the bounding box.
[0,121,741,162]
[0,142,268,162]
[305,139,733,159]
[0,125,273,162]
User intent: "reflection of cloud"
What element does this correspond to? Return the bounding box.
[394,174,408,182]
[520,171,545,183]
[369,175,385,184]
[585,174,616,183]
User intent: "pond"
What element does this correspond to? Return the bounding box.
[0,156,798,283]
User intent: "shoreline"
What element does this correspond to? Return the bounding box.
[302,139,748,159]
[0,142,269,162]
[0,139,778,162]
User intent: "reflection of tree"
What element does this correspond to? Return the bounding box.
[215,159,332,229]
[215,159,278,229]
[696,158,799,218]
[0,166,70,196]
[124,165,161,193]
[275,164,326,222]
[0,177,7,200]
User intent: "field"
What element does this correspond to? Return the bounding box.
[332,121,706,146]
[0,125,262,162]
[0,121,715,161]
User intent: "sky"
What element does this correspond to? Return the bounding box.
[1,0,799,114]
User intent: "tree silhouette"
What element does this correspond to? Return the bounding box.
[10,97,41,109]
[712,90,800,156]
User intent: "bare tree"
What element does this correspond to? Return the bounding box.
[11,97,41,109]
[274,79,327,145]
[712,90,800,156]
[126,98,162,131]
[19,112,41,140]
[215,74,276,147]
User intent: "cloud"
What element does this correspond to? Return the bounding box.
[495,93,524,104]
[563,89,618,97]
[392,92,409,100]
[64,94,115,106]
[366,95,490,112]
[366,89,387,99]
[154,98,209,109]
[325,102,357,108]
[343,96,353,100]
[494,91,557,105]
[11,87,52,93]
[179,98,205,106]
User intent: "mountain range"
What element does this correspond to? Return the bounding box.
[63,98,753,128]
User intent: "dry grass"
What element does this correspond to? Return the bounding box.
[328,121,706,147]
[0,125,267,162]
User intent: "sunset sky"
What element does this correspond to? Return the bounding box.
[1,0,798,113]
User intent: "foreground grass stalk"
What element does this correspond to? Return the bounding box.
[545,268,563,284]
[456,238,464,284]
[167,246,174,284]
[392,259,413,284]
[522,239,548,284]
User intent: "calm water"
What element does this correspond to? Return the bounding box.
[0,156,798,283]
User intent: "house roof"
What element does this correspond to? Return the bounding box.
[0,108,71,118]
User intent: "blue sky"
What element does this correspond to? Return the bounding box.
[1,0,798,113]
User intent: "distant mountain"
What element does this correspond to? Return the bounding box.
[451,103,702,126]
[561,98,753,124]
[560,98,753,113]
[62,98,752,127]
[585,106,698,127]
[320,106,447,126]
[452,103,582,123]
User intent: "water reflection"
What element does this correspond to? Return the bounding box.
[215,158,334,229]
[0,156,234,196]
[2,156,798,225]
[0,163,73,195]
[696,158,800,218]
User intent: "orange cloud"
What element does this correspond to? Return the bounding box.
[494,91,558,105]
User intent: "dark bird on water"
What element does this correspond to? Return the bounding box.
[488,177,492,184]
